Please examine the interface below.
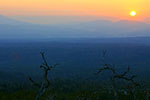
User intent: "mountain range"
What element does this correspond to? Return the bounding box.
[0,15,150,39]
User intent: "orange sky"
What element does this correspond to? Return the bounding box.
[0,0,150,21]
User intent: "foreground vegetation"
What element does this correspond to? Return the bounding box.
[0,79,149,100]
[0,52,150,100]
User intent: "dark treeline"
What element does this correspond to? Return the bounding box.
[0,51,150,100]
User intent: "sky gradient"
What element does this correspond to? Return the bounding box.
[0,0,150,21]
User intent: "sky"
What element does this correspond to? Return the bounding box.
[0,0,150,21]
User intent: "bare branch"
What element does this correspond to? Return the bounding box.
[120,66,130,77]
[29,52,58,100]
[29,77,41,88]
[96,51,140,100]
[97,64,116,75]
[49,63,59,69]
[40,52,49,68]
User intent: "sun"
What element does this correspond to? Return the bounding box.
[130,11,136,16]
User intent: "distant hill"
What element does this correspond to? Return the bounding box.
[0,15,29,25]
[0,15,150,39]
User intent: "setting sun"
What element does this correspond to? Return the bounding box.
[130,11,136,17]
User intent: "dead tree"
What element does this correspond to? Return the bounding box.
[29,52,58,100]
[96,51,139,100]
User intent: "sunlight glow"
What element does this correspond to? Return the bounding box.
[130,11,136,16]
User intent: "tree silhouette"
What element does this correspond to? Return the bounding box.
[96,51,140,100]
[29,52,58,100]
